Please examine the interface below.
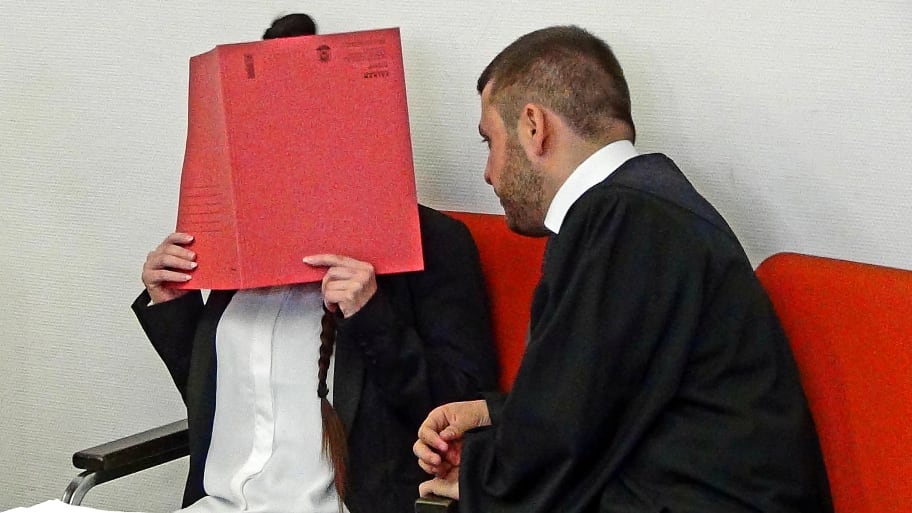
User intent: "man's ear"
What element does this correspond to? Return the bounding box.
[517,103,547,160]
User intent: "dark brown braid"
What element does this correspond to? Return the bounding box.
[318,306,348,505]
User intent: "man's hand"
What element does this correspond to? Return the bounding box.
[413,400,491,500]
[303,254,378,318]
[142,232,196,304]
[418,466,460,500]
[414,400,491,473]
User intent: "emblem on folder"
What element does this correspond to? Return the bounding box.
[316,44,331,63]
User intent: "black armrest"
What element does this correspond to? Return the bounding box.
[73,418,189,471]
[415,494,457,513]
[63,419,189,505]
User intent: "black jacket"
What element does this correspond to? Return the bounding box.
[133,206,498,513]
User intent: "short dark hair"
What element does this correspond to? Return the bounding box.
[263,13,318,40]
[477,25,635,143]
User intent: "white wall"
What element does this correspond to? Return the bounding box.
[1,1,909,511]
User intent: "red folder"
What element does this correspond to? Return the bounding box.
[174,27,423,290]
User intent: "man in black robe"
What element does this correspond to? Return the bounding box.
[414,25,833,513]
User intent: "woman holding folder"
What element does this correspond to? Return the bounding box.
[133,14,497,513]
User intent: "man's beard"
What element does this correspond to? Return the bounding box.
[498,138,549,237]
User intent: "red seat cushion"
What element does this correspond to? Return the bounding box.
[756,252,912,513]
[444,212,546,391]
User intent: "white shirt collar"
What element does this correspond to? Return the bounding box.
[543,140,638,234]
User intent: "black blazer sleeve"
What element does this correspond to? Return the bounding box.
[131,289,204,403]
[336,206,498,427]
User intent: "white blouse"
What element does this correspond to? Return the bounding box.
[180,283,348,513]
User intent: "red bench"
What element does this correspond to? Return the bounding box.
[64,212,912,513]
[756,252,912,513]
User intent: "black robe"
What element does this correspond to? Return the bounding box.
[458,154,833,513]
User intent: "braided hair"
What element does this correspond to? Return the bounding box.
[318,306,348,503]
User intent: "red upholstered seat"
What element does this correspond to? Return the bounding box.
[755,252,912,513]
[444,212,546,392]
